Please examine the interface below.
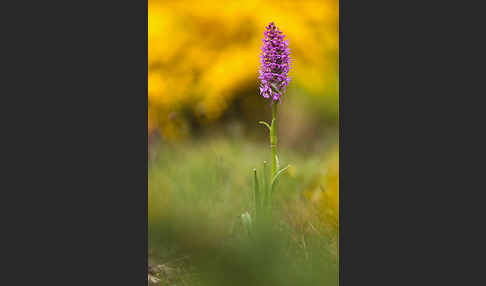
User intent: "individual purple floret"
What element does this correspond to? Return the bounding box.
[258,22,291,102]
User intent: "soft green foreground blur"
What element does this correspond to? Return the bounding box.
[149,137,338,286]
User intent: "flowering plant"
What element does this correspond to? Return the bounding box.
[242,22,292,231]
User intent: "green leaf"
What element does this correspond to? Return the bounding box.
[271,165,291,194]
[258,121,271,131]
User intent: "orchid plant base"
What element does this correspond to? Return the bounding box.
[242,103,290,233]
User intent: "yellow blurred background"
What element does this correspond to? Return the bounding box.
[148,0,338,140]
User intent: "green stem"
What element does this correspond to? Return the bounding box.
[270,103,278,179]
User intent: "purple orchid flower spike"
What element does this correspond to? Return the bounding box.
[258,22,291,102]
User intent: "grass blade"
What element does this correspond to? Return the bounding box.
[253,168,260,218]
[263,161,269,209]
[241,212,252,235]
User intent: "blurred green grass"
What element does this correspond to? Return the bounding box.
[149,136,338,286]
